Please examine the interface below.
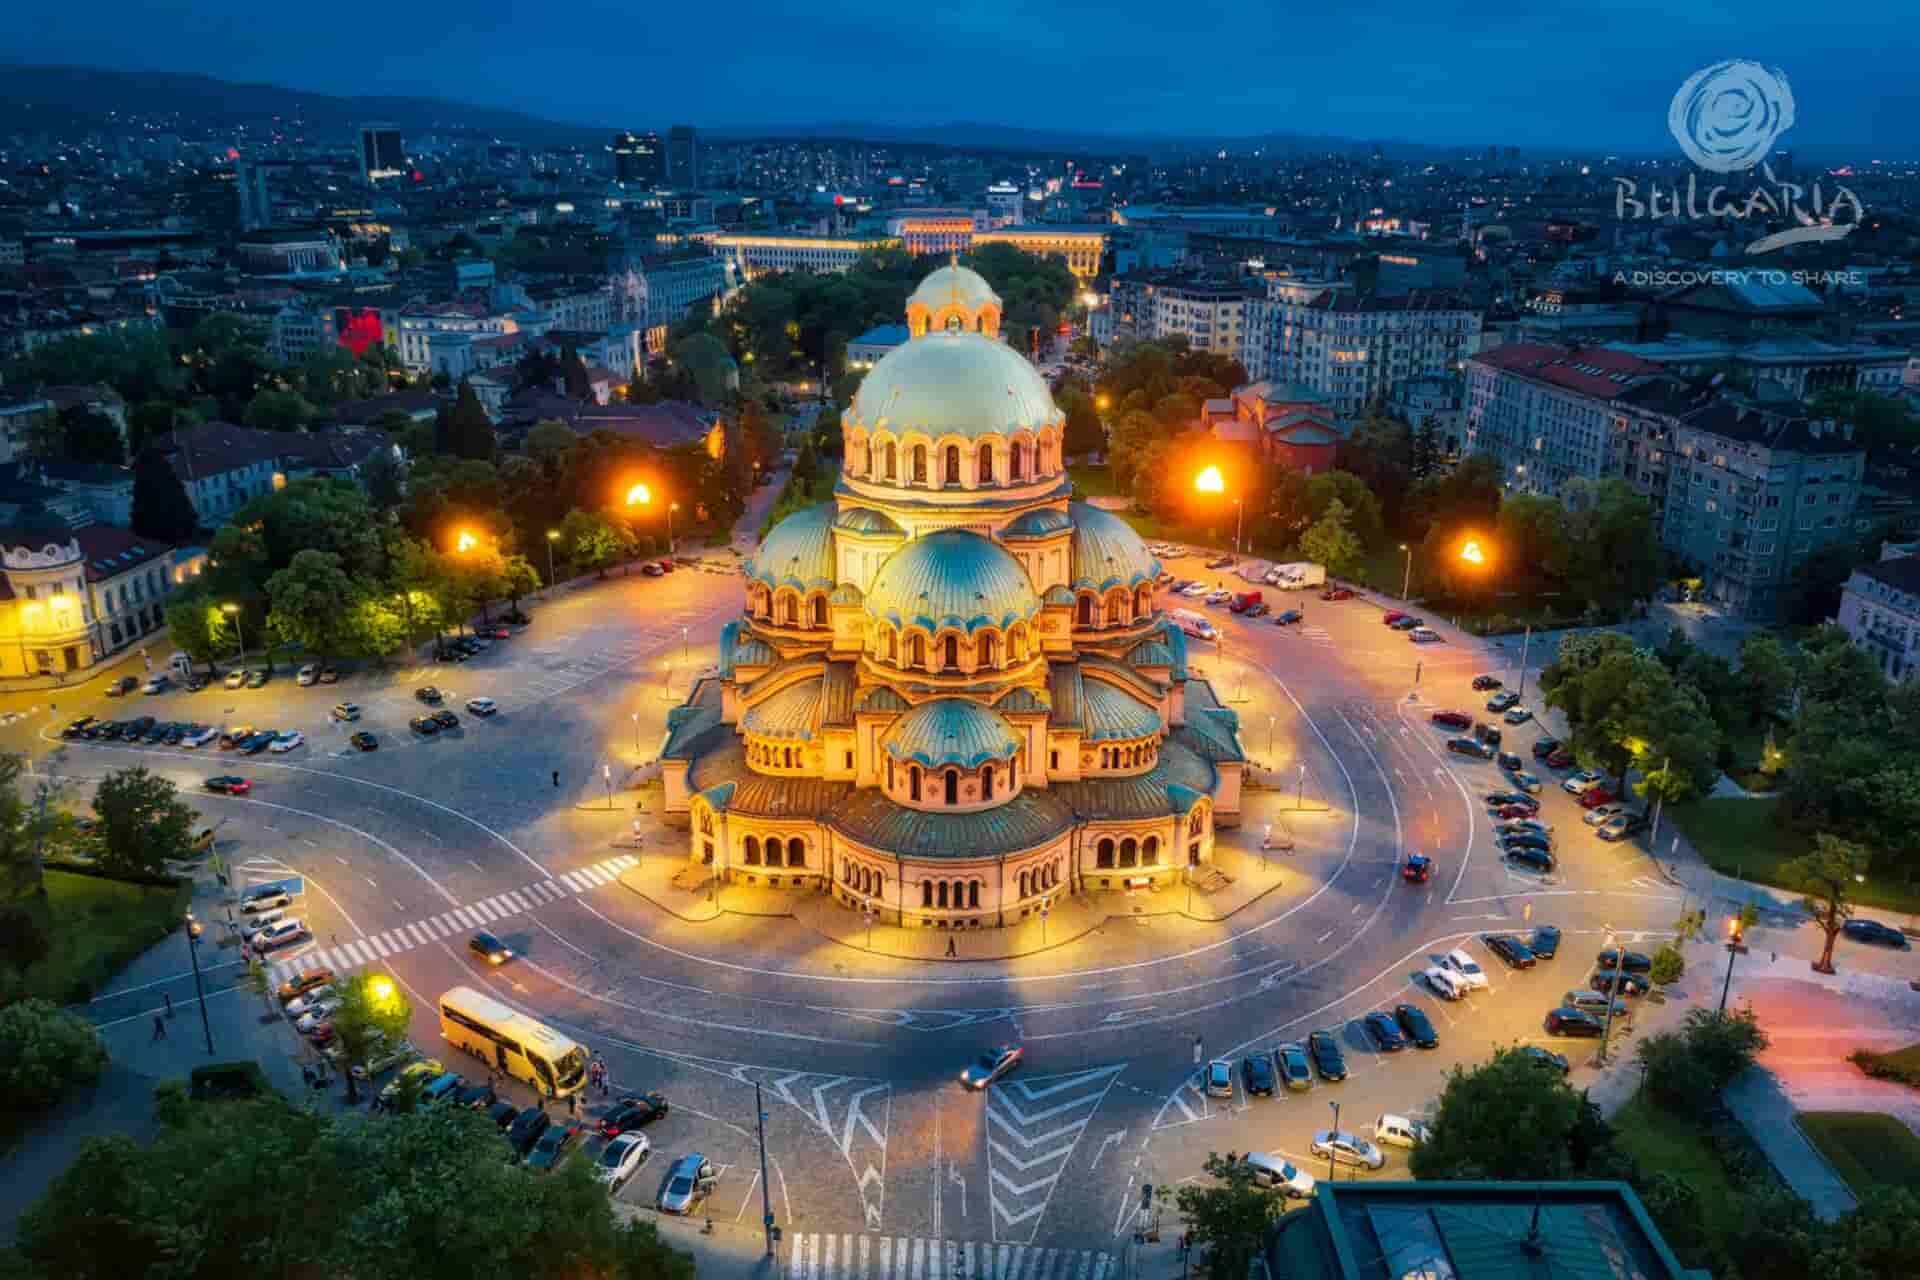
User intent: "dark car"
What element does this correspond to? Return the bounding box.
[1532,737,1562,760]
[506,1107,552,1157]
[598,1092,670,1137]
[1472,722,1503,747]
[1389,616,1423,631]
[1244,602,1270,618]
[1546,747,1575,768]
[1484,790,1530,808]
[1528,925,1562,960]
[1321,587,1354,601]
[1430,710,1472,730]
[62,716,95,738]
[1306,1029,1347,1081]
[453,1081,497,1109]
[1482,933,1537,968]
[415,686,443,704]
[1496,751,1525,773]
[1401,853,1433,883]
[524,1120,581,1172]
[409,715,441,736]
[1472,675,1504,691]
[1394,1003,1439,1049]
[469,931,514,965]
[1545,1007,1606,1038]
[1276,1042,1313,1091]
[245,668,271,688]
[1519,1045,1571,1074]
[1842,919,1912,949]
[319,665,340,683]
[1447,737,1495,760]
[431,709,459,730]
[240,731,275,754]
[106,676,138,697]
[126,715,156,738]
[1595,948,1653,974]
[1498,833,1553,854]
[350,731,379,751]
[1486,691,1520,712]
[1241,1053,1277,1096]
[1591,969,1652,997]
[1361,1011,1406,1052]
[1596,813,1649,842]
[486,1100,521,1130]
[204,775,252,796]
[1274,609,1303,625]
[1504,846,1555,872]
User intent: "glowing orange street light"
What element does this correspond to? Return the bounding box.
[454,530,478,553]
[626,483,651,507]
[1194,465,1225,494]
[1459,539,1486,566]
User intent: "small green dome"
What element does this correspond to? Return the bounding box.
[1081,680,1162,742]
[747,502,837,591]
[881,698,1020,769]
[1068,501,1160,593]
[849,332,1059,443]
[1000,507,1074,540]
[834,506,904,537]
[866,529,1040,635]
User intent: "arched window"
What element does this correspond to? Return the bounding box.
[765,837,783,867]
[1010,443,1025,480]
[922,881,933,908]
[1120,837,1138,868]
[942,634,959,672]
[981,763,994,800]
[909,766,921,801]
[1137,587,1152,617]
[1008,625,1025,661]
[968,882,980,909]
[911,445,927,485]
[811,596,826,627]
[1105,593,1126,626]
[864,438,874,476]
[1144,835,1160,864]
[944,769,959,805]
[977,442,994,485]
[782,594,798,626]
[884,441,897,480]
[886,757,895,790]
[1096,838,1115,869]
[787,838,806,868]
[945,313,963,333]
[1076,595,1093,627]
[978,632,997,668]
[1019,871,1029,899]
[907,633,926,669]
[744,836,761,866]
[885,628,898,661]
[937,881,949,909]
[943,444,960,488]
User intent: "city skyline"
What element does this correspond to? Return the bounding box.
[4,0,1917,156]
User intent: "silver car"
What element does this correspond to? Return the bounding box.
[1309,1130,1385,1170]
[959,1045,1023,1089]
[657,1152,716,1214]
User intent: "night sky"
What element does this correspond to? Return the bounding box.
[4,0,1914,154]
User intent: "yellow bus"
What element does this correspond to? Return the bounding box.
[437,985,589,1099]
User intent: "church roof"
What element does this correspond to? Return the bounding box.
[747,502,837,591]
[908,263,1001,315]
[849,331,1059,444]
[1081,680,1162,742]
[834,506,905,537]
[866,529,1040,635]
[829,787,1073,861]
[880,698,1021,769]
[741,676,823,742]
[1069,502,1161,593]
[1000,507,1075,540]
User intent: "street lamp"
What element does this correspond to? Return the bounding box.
[1398,544,1412,601]
[544,529,559,594]
[1719,917,1748,1015]
[1597,927,1628,1064]
[1327,1100,1341,1182]
[184,911,214,1055]
[454,529,478,553]
[220,602,246,667]
[1296,763,1307,811]
[668,502,680,557]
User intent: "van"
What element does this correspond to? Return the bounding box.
[1373,1114,1431,1150]
[251,918,306,952]
[1229,590,1262,613]
[1171,609,1217,642]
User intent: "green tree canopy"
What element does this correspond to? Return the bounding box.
[1785,832,1870,974]
[56,405,125,465]
[91,767,198,875]
[1411,1047,1587,1180]
[1299,496,1365,579]
[129,448,200,543]
[243,387,316,432]
[0,1000,107,1122]
[1174,1154,1280,1280]
[266,549,356,658]
[445,379,496,461]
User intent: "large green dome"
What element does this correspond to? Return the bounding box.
[849,332,1059,442]
[866,529,1040,635]
[1068,501,1161,592]
[746,502,837,591]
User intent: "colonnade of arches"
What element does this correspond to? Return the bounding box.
[748,584,830,630]
[845,428,1061,492]
[1073,585,1156,630]
[741,834,808,868]
[870,620,1032,675]
[746,738,811,771]
[919,878,982,910]
[883,754,1020,809]
[1094,740,1158,771]
[1092,834,1162,869]
[1015,858,1063,901]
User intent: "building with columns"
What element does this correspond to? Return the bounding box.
[659,264,1245,930]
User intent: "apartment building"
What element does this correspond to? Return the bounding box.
[1464,343,1672,495]
[1108,270,1256,356]
[1836,546,1920,680]
[1244,290,1480,418]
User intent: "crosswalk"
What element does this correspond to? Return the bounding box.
[782,1235,1112,1280]
[263,854,638,982]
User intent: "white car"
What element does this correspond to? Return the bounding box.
[251,918,307,953]
[1409,627,1444,644]
[293,998,340,1033]
[465,697,497,716]
[1204,589,1234,606]
[1441,948,1490,991]
[143,675,171,694]
[268,730,305,753]
[595,1132,652,1188]
[1583,803,1626,826]
[283,985,335,1018]
[1180,583,1210,598]
[1502,706,1533,724]
[1562,770,1606,796]
[182,725,219,747]
[1309,1130,1385,1170]
[1422,966,1466,1000]
[296,664,318,686]
[240,891,291,915]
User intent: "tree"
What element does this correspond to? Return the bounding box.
[1649,942,1686,986]
[328,972,412,1099]
[560,345,593,400]
[1634,1029,1720,1115]
[56,405,125,465]
[1304,471,1387,551]
[1784,833,1870,974]
[361,447,404,511]
[243,387,316,432]
[499,555,541,614]
[1058,388,1105,458]
[91,767,198,875]
[1411,1048,1585,1180]
[1683,1003,1768,1084]
[267,549,356,659]
[671,332,738,405]
[1737,633,1795,731]
[1544,648,1721,800]
[559,508,628,579]
[129,447,199,543]
[1559,478,1660,614]
[1299,497,1365,579]
[1174,1154,1281,1280]
[161,585,231,675]
[445,379,496,461]
[1806,387,1918,451]
[525,419,578,466]
[0,1000,108,1122]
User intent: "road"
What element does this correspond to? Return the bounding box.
[15,546,1695,1259]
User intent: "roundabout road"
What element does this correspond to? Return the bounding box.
[18,560,1687,1255]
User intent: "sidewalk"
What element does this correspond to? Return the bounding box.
[1723,1068,1858,1221]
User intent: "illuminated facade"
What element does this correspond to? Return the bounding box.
[974,227,1107,280]
[661,266,1245,929]
[711,233,900,281]
[0,521,178,680]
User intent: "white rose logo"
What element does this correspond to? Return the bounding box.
[1668,60,1796,173]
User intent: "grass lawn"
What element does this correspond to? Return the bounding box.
[22,869,191,1004]
[1610,1094,1741,1232]
[1798,1111,1920,1196]
[1067,463,1123,499]
[1668,796,1920,915]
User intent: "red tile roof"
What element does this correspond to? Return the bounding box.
[1470,342,1667,400]
[75,526,171,582]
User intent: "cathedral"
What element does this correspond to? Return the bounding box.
[659,264,1245,930]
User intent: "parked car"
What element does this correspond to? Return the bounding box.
[466,696,498,716]
[224,670,247,690]
[1306,1030,1347,1081]
[1578,787,1619,810]
[1503,706,1534,725]
[1409,627,1443,644]
[1389,616,1424,631]
[1374,1114,1432,1150]
[1591,969,1652,997]
[1596,813,1649,842]
[1381,610,1407,626]
[1842,919,1913,949]
[242,891,292,915]
[1563,989,1630,1018]
[1274,609,1303,625]
[1544,1007,1606,1038]
[1482,934,1536,968]
[595,1132,653,1188]
[1483,790,1531,809]
[1546,747,1575,768]
[1204,1058,1234,1098]
[415,686,443,704]
[350,731,379,751]
[1472,675,1504,691]
[1320,587,1353,601]
[1519,1046,1571,1075]
[1583,803,1626,827]
[1496,818,1553,838]
[1393,1003,1439,1049]
[204,775,252,795]
[106,676,138,697]
[1563,770,1606,795]
[1594,948,1653,974]
[1486,691,1520,712]
[1529,925,1562,959]
[1244,602,1270,618]
[1422,966,1466,1000]
[1276,1042,1313,1091]
[599,1092,670,1137]
[283,987,335,1019]
[1309,1130,1384,1170]
[1507,770,1543,793]
[1440,948,1490,991]
[1447,737,1495,760]
[431,709,459,730]
[1495,803,1541,822]
[487,1100,521,1130]
[277,968,335,1002]
[143,674,171,694]
[524,1121,582,1173]
[409,715,441,736]
[1430,710,1472,730]
[1241,1053,1277,1097]
[61,716,96,738]
[1472,722,1502,747]
[319,665,340,683]
[244,668,270,688]
[1496,751,1524,773]
[268,730,304,753]
[1504,846,1555,872]
[331,702,361,722]
[959,1044,1023,1089]
[293,998,341,1033]
[296,664,318,686]
[1531,737,1561,760]
[251,919,308,954]
[1361,1011,1406,1052]
[657,1153,718,1214]
[239,732,275,754]
[506,1107,552,1158]
[379,1058,447,1106]
[1236,1151,1316,1198]
[183,725,219,747]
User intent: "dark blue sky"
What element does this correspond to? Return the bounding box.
[5,0,1914,154]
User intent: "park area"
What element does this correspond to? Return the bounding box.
[17,868,191,1005]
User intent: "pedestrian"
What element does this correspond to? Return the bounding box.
[552,769,560,789]
[945,935,956,958]
[151,1014,167,1041]
[163,991,174,1019]
[1261,823,1272,850]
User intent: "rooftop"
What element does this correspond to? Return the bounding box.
[1471,343,1669,401]
[1851,554,1920,598]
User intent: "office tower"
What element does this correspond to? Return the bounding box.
[613,130,665,185]
[361,123,405,184]
[667,125,699,188]
[236,161,273,231]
